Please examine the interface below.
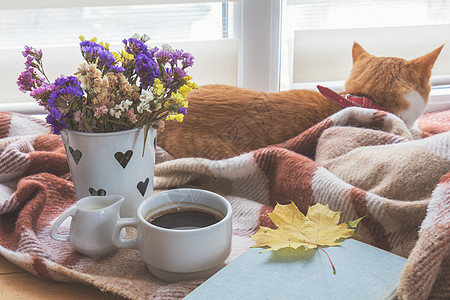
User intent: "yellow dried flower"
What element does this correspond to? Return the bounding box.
[153,79,165,96]
[112,52,122,62]
[122,51,134,61]
[178,84,191,98]
[166,113,184,122]
[171,92,185,103]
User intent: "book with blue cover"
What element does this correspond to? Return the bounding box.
[185,239,407,300]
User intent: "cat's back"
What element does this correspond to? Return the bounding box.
[158,84,338,159]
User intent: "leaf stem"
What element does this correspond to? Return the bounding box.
[317,246,336,275]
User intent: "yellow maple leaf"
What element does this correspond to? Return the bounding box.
[251,202,363,274]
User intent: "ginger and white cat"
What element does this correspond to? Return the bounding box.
[158,42,443,160]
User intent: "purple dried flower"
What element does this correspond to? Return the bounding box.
[17,68,43,93]
[46,107,68,134]
[110,65,125,73]
[17,68,34,92]
[54,75,80,87]
[171,49,184,61]
[149,46,159,56]
[124,38,149,55]
[46,76,85,134]
[173,67,187,79]
[80,40,120,73]
[182,52,194,68]
[49,76,85,106]
[30,83,56,105]
[122,38,160,89]
[21,46,32,57]
[155,49,171,63]
[22,46,43,60]
[179,107,187,115]
[135,52,159,89]
[24,56,36,68]
[98,49,116,68]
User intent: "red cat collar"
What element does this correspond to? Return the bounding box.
[317,85,387,111]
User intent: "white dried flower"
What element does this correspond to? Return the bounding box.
[140,90,154,103]
[119,100,133,111]
[153,100,162,111]
[110,107,122,119]
[161,43,172,52]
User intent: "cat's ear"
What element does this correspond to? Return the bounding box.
[410,44,445,76]
[352,42,370,63]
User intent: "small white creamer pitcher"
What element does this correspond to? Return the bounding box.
[49,195,124,257]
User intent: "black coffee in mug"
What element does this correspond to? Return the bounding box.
[146,206,224,230]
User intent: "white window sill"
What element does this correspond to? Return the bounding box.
[427,85,450,113]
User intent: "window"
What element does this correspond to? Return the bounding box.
[1,1,238,107]
[280,0,450,91]
[1,4,233,47]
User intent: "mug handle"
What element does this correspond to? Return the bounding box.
[49,207,76,241]
[112,218,138,249]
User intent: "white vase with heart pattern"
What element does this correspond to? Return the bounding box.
[61,127,157,217]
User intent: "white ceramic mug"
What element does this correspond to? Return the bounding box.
[49,195,124,257]
[112,188,232,282]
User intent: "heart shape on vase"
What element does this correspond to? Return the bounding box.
[137,178,150,197]
[89,188,107,196]
[69,147,82,165]
[114,150,133,168]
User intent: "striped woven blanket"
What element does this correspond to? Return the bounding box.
[0,107,449,299]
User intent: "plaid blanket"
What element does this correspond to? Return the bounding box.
[0,108,449,299]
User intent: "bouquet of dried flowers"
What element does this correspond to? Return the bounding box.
[17,34,197,134]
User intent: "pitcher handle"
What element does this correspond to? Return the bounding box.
[49,206,76,242]
[112,218,138,249]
